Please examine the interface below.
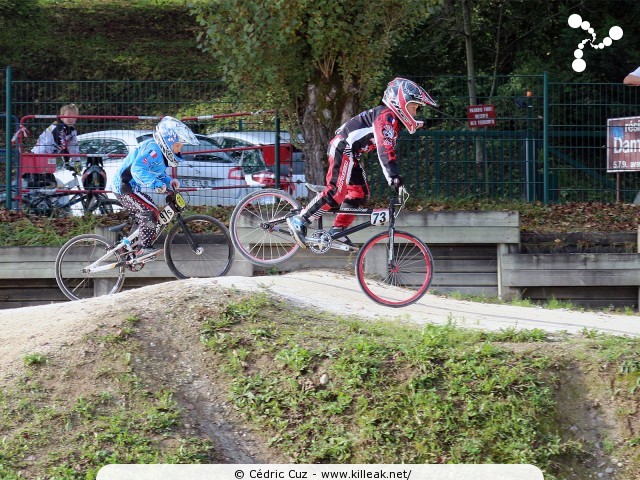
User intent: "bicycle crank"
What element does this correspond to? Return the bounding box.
[308,230,332,254]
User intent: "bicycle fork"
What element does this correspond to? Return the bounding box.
[387,227,397,268]
[175,216,204,255]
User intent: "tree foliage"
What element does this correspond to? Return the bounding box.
[0,0,39,25]
[190,0,439,182]
[392,0,640,83]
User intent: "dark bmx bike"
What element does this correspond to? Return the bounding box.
[229,185,434,307]
[55,191,234,301]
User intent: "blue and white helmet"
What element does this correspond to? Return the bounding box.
[153,116,199,167]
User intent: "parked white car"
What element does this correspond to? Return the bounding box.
[73,130,253,207]
[207,131,306,197]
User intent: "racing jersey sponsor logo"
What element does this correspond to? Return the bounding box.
[382,124,396,146]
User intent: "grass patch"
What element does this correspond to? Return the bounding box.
[0,323,216,479]
[198,294,607,477]
[23,353,47,367]
[438,290,640,315]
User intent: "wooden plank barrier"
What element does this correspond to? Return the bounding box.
[4,210,640,309]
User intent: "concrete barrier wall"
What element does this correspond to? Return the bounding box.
[2,211,640,309]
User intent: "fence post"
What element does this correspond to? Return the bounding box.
[274,113,281,190]
[526,95,535,201]
[4,66,12,210]
[543,71,549,204]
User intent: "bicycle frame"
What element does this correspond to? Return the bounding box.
[81,225,142,274]
[82,193,190,274]
[303,189,406,251]
[20,171,112,216]
[263,191,405,247]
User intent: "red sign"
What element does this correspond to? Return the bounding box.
[467,104,496,128]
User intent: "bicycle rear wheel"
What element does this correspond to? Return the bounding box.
[55,234,126,301]
[355,230,434,308]
[164,214,234,279]
[230,188,301,266]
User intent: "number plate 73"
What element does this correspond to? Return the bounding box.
[371,209,390,226]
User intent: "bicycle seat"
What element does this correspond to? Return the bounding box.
[107,223,129,233]
[306,183,325,193]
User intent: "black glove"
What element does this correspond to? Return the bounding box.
[390,175,404,188]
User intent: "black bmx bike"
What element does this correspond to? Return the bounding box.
[55,191,234,301]
[19,162,121,217]
[229,186,434,307]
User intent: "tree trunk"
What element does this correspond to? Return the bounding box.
[298,78,359,192]
[461,0,477,105]
[461,0,484,170]
[300,82,331,188]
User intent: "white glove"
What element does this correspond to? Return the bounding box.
[155,184,167,194]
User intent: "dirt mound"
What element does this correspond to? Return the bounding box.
[0,272,638,477]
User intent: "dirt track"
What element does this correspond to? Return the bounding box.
[2,270,639,381]
[213,270,640,337]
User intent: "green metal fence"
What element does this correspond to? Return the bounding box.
[387,73,640,204]
[4,69,640,206]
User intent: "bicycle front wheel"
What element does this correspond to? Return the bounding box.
[230,188,301,266]
[164,214,234,279]
[355,230,434,308]
[55,234,126,301]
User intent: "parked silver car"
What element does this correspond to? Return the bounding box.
[207,131,304,196]
[74,130,252,207]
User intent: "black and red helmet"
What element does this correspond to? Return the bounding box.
[382,77,438,134]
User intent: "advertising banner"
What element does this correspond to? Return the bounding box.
[606,116,640,172]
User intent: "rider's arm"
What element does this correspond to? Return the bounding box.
[623,66,640,85]
[31,124,56,154]
[372,109,401,185]
[130,148,173,191]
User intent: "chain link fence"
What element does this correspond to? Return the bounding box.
[4,70,640,206]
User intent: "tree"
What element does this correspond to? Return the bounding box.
[0,0,38,25]
[391,0,640,83]
[190,0,439,183]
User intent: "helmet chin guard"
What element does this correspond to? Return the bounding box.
[153,116,199,167]
[382,77,438,134]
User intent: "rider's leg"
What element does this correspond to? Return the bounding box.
[333,161,368,229]
[287,143,353,247]
[117,192,160,258]
[330,162,369,246]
